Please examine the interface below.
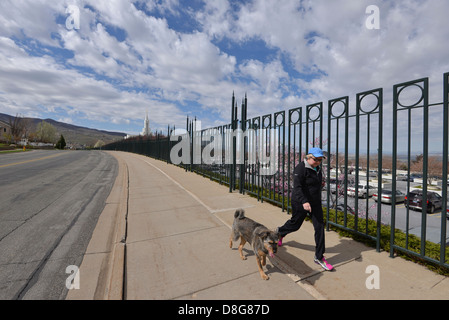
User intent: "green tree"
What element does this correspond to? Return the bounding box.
[55,134,66,150]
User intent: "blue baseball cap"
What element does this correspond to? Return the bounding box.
[308,147,326,158]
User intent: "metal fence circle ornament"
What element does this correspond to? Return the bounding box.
[330,99,347,118]
[308,105,321,121]
[289,108,301,125]
[275,111,285,126]
[397,83,425,108]
[262,114,271,129]
[359,92,380,114]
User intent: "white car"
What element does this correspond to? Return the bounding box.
[347,184,377,198]
[372,189,406,204]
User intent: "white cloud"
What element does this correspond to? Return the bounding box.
[0,0,448,136]
[0,0,64,46]
[199,0,449,101]
[0,35,185,131]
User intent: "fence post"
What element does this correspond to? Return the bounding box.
[230,93,237,192]
[391,77,429,258]
[356,88,383,252]
[288,108,301,214]
[327,96,349,229]
[441,72,449,266]
[274,111,285,211]
[239,95,247,194]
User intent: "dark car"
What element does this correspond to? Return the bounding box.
[408,174,423,182]
[405,190,443,213]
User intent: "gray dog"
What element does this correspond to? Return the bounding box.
[229,209,279,280]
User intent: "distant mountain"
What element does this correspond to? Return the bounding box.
[0,113,126,148]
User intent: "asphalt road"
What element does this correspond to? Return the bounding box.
[0,150,117,299]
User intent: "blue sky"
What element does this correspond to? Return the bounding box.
[0,0,448,146]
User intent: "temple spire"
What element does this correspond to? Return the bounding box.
[141,109,150,136]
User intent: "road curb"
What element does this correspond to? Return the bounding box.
[103,156,128,300]
[66,153,128,300]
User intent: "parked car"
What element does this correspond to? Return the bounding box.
[406,174,423,182]
[405,190,443,213]
[372,189,406,204]
[328,178,344,194]
[347,184,377,198]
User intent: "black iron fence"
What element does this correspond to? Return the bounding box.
[103,72,449,270]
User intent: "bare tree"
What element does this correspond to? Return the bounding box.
[8,113,25,143]
[21,117,32,140]
[410,155,442,185]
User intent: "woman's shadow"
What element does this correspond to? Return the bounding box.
[275,237,370,284]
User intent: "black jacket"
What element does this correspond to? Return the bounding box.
[291,160,323,207]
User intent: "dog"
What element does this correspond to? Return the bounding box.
[229,209,279,280]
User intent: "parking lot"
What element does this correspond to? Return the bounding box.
[326,179,449,245]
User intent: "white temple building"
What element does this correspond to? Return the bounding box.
[141,110,150,136]
[124,111,151,139]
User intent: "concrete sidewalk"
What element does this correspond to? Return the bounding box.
[67,151,449,300]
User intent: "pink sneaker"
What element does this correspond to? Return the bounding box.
[275,228,284,246]
[278,236,284,247]
[314,256,334,271]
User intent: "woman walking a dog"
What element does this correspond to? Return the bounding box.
[276,147,334,271]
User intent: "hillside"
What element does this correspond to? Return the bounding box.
[0,113,126,148]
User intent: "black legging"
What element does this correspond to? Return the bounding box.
[278,202,325,260]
